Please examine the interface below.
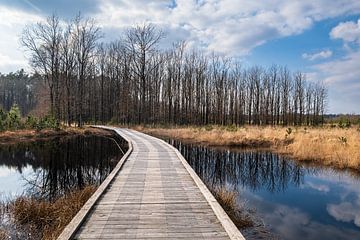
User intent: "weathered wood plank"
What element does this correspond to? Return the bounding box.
[58,127,245,240]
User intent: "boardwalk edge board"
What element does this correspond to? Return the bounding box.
[58,126,245,240]
[57,126,133,240]
[146,133,246,240]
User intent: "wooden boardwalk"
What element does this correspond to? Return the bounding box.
[59,127,245,240]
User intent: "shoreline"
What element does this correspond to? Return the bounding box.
[0,127,120,239]
[0,127,114,145]
[135,125,360,172]
[2,125,358,173]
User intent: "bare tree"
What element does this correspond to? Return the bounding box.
[20,13,327,127]
[72,14,101,126]
[125,24,164,123]
[21,14,62,119]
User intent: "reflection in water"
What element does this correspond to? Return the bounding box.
[0,135,126,200]
[171,140,309,192]
[169,139,360,240]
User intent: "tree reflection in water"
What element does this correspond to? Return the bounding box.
[0,135,126,200]
[170,140,316,193]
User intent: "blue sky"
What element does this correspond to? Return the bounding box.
[0,0,359,113]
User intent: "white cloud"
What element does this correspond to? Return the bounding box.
[302,50,333,61]
[0,6,42,73]
[1,1,360,73]
[313,50,360,84]
[306,50,360,113]
[93,0,360,55]
[305,18,360,113]
[0,53,28,71]
[330,19,360,43]
[0,5,41,27]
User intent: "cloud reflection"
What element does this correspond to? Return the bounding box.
[258,201,360,240]
[327,199,360,227]
[303,181,330,193]
[172,141,360,239]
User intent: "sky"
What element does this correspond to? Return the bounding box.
[0,0,359,114]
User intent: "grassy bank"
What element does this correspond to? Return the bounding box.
[136,125,360,171]
[0,126,119,239]
[1,186,96,240]
[211,187,253,229]
[0,127,113,145]
[0,229,7,240]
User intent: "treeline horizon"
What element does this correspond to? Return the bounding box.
[17,14,327,126]
[0,69,41,116]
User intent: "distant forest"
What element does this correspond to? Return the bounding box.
[0,70,40,116]
[2,14,327,126]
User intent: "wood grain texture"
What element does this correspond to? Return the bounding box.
[59,127,245,240]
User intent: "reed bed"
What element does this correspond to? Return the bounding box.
[211,186,253,229]
[138,125,360,171]
[0,229,8,240]
[0,186,96,240]
[0,127,114,145]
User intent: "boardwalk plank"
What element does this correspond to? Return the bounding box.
[58,127,245,240]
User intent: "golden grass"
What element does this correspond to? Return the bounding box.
[211,187,253,229]
[0,127,113,145]
[8,185,96,240]
[137,125,360,171]
[0,229,8,240]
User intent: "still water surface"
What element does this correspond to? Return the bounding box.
[0,135,124,201]
[169,140,360,240]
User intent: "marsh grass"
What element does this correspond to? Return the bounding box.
[210,187,253,229]
[0,127,114,145]
[0,185,96,240]
[139,125,360,171]
[0,199,8,240]
[0,229,8,240]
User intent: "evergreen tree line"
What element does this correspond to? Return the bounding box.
[0,69,40,116]
[21,14,327,126]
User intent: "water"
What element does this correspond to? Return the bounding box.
[169,140,360,240]
[0,135,125,201]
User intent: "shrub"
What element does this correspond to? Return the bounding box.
[6,104,22,130]
[36,115,59,131]
[285,127,292,138]
[338,136,347,145]
[338,119,351,129]
[25,115,38,129]
[225,124,238,132]
[107,117,118,125]
[0,108,61,132]
[204,125,213,131]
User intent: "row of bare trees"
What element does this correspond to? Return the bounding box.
[21,14,327,126]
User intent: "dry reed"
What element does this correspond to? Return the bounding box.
[138,125,360,171]
[0,127,113,145]
[211,187,253,229]
[0,229,8,240]
[9,185,96,240]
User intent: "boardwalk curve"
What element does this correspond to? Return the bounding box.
[59,127,245,240]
